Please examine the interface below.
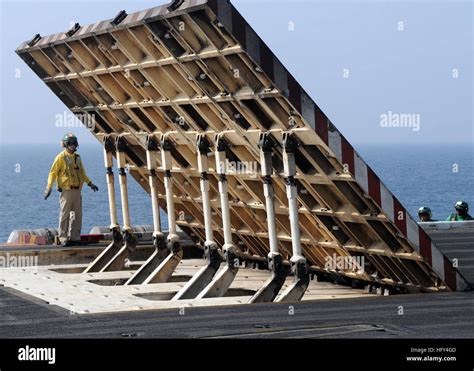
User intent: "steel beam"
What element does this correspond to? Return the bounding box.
[249,133,288,303]
[196,134,240,299]
[275,132,310,302]
[100,136,137,272]
[125,135,168,285]
[172,135,223,300]
[141,135,183,284]
[83,135,123,273]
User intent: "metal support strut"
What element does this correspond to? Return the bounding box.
[275,132,309,302]
[100,136,137,272]
[83,135,123,273]
[125,135,168,285]
[172,135,223,300]
[141,135,183,284]
[249,133,288,303]
[196,135,240,299]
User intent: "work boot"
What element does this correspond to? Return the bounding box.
[72,240,88,246]
[61,240,74,247]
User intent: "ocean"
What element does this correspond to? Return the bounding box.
[0,143,472,242]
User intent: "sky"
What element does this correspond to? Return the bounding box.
[0,0,472,145]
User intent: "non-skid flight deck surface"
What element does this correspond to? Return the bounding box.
[16,0,469,293]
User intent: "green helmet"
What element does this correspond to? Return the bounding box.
[418,206,432,218]
[454,201,469,212]
[62,132,78,148]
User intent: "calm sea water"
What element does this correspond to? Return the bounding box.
[0,143,472,242]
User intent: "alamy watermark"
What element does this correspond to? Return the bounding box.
[18,345,55,365]
[0,253,39,280]
[324,254,365,273]
[219,159,258,178]
[380,111,420,132]
[0,253,38,269]
[55,111,96,130]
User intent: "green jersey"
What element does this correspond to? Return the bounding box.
[446,213,473,221]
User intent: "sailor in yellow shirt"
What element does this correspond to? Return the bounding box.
[43,133,99,246]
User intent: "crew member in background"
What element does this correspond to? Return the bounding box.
[446,201,473,221]
[418,206,436,222]
[43,133,99,246]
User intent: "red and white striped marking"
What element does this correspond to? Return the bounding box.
[323,127,468,291]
